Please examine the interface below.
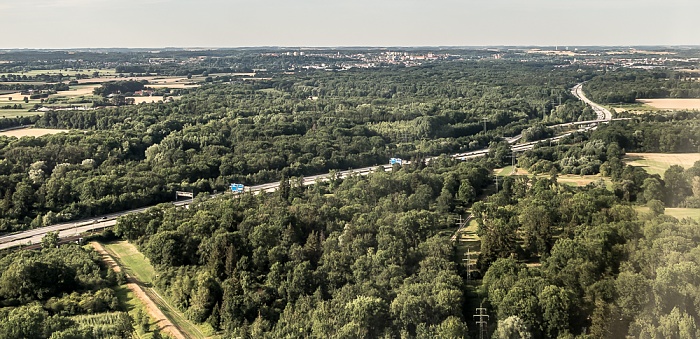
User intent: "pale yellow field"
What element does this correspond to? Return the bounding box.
[637,99,700,110]
[0,128,70,138]
[147,83,199,89]
[0,92,22,101]
[0,85,98,101]
[54,85,100,97]
[127,96,182,104]
[76,76,196,88]
[625,153,700,175]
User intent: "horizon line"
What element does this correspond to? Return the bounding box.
[2,44,700,51]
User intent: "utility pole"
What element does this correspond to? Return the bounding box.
[481,117,488,133]
[494,176,500,192]
[473,303,489,339]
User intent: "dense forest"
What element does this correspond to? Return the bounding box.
[113,158,489,338]
[0,62,591,233]
[585,69,700,103]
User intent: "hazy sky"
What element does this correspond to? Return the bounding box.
[1,0,699,48]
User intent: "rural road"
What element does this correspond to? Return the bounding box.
[0,83,619,250]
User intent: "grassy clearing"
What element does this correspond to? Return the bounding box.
[455,218,481,282]
[104,241,216,339]
[625,153,700,176]
[258,88,285,95]
[104,241,156,284]
[607,102,657,114]
[495,165,611,188]
[635,206,700,221]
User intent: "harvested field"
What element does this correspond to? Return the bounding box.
[54,85,100,97]
[637,99,700,110]
[625,153,700,175]
[0,92,21,100]
[0,128,69,138]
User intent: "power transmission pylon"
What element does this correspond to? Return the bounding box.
[508,153,517,174]
[451,215,466,242]
[473,303,489,339]
[463,248,472,283]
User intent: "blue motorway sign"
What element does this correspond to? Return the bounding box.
[390,158,403,165]
[230,183,245,193]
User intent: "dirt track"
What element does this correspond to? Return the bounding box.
[91,242,186,339]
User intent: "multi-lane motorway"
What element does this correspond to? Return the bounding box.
[0,83,618,250]
[572,82,612,121]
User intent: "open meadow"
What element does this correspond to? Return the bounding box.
[496,165,612,187]
[635,206,700,221]
[625,152,700,175]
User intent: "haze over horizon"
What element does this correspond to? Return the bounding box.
[1,0,699,48]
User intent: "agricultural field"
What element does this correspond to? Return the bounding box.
[76,75,199,89]
[128,96,182,104]
[0,110,41,118]
[71,312,136,339]
[54,84,101,97]
[637,98,700,110]
[625,152,700,175]
[0,68,117,78]
[0,127,69,137]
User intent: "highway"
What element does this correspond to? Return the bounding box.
[572,83,612,121]
[0,83,617,250]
